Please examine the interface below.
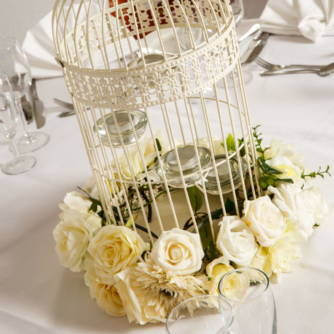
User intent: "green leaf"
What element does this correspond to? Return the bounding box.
[187,186,203,212]
[156,138,162,152]
[238,139,246,157]
[89,201,98,212]
[275,178,294,184]
[225,198,236,214]
[199,219,217,262]
[226,134,236,151]
[258,159,283,175]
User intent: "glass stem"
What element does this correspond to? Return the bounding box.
[9,138,20,158]
[16,99,35,142]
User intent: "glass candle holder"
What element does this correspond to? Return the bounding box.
[128,53,175,69]
[93,109,147,147]
[166,295,234,334]
[218,268,277,334]
[202,154,248,194]
[155,145,211,187]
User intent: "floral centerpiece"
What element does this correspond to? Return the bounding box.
[53,126,330,324]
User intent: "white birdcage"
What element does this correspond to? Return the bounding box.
[52,0,260,245]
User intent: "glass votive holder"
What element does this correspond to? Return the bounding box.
[166,295,234,334]
[155,145,211,187]
[218,268,277,334]
[93,109,147,147]
[202,154,248,194]
[128,53,175,69]
[128,53,175,87]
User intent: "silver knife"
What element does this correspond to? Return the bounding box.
[20,96,34,124]
[240,31,271,65]
[31,79,46,129]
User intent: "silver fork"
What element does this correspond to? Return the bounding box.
[255,57,325,71]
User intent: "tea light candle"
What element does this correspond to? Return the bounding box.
[105,112,136,133]
[93,110,147,147]
[166,146,198,171]
[155,145,212,187]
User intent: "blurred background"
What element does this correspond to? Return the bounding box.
[0,0,268,44]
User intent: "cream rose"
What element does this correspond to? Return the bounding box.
[243,196,285,247]
[217,216,258,266]
[219,271,250,301]
[151,228,204,275]
[87,225,148,285]
[206,256,234,295]
[53,210,101,272]
[90,281,126,317]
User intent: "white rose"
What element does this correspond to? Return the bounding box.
[59,191,93,214]
[300,184,328,226]
[243,196,285,247]
[151,228,204,275]
[217,216,258,266]
[87,225,148,285]
[53,210,101,272]
[267,184,328,240]
[267,222,302,281]
[90,281,126,317]
[82,176,100,199]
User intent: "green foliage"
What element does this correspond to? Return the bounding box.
[226,134,236,151]
[187,186,203,212]
[156,138,162,152]
[302,165,331,180]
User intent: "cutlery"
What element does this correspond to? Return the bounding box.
[54,98,75,110]
[240,31,271,65]
[20,96,34,124]
[260,68,334,77]
[238,23,261,43]
[59,111,76,118]
[31,79,46,129]
[255,57,333,71]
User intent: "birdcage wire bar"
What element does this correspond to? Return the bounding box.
[52,0,260,244]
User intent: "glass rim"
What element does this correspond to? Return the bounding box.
[165,294,234,334]
[0,36,18,51]
[218,267,269,304]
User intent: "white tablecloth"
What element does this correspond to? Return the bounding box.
[1,20,334,333]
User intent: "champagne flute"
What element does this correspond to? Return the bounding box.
[0,37,50,154]
[0,73,36,175]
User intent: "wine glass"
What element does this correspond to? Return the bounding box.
[0,37,50,154]
[218,0,252,89]
[166,295,234,334]
[177,27,216,104]
[0,73,36,175]
[218,268,277,334]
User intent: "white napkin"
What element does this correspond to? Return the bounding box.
[22,4,139,78]
[260,0,334,42]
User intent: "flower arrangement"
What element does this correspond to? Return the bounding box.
[53,126,330,324]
